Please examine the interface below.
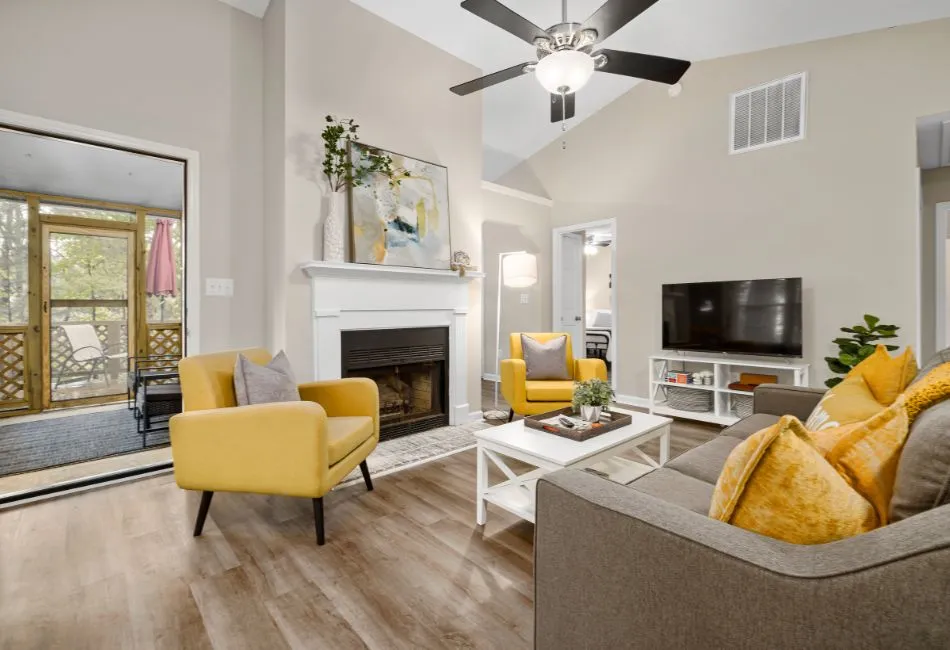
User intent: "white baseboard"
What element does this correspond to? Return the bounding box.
[468,410,485,422]
[481,373,499,382]
[616,394,650,408]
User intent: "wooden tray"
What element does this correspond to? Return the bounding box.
[524,407,633,442]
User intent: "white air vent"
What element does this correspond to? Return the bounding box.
[730,72,806,154]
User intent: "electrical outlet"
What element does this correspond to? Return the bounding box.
[520,293,529,304]
[205,278,234,297]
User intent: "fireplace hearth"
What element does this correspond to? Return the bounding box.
[341,327,449,440]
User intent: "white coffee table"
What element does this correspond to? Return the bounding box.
[475,408,673,525]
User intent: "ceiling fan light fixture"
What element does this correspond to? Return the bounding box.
[535,50,595,95]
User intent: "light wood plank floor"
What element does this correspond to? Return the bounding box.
[0,420,719,650]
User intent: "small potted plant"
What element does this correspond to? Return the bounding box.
[573,378,614,422]
[824,314,900,388]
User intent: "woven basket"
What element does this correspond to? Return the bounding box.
[732,394,754,419]
[666,386,713,412]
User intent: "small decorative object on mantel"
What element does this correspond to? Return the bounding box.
[348,142,451,270]
[320,116,400,263]
[824,314,900,388]
[450,250,477,275]
[572,377,614,423]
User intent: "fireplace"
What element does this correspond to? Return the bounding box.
[341,327,449,441]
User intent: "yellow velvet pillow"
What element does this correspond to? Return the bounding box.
[818,401,910,525]
[710,416,878,544]
[901,362,950,423]
[846,345,917,406]
[804,375,883,431]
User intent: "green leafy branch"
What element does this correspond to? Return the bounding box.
[824,314,899,388]
[321,116,404,192]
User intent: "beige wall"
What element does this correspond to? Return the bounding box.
[263,0,287,352]
[267,0,484,410]
[0,0,266,352]
[502,19,950,396]
[921,166,950,357]
[481,188,553,374]
[585,245,612,318]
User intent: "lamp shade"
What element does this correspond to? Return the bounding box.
[535,50,595,94]
[502,252,538,288]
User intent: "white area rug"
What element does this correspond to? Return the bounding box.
[338,419,492,487]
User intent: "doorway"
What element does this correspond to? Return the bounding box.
[0,119,189,501]
[43,223,136,406]
[933,202,950,351]
[917,110,950,358]
[552,218,618,392]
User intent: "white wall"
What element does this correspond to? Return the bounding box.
[266,0,484,409]
[481,187,553,375]
[502,19,950,396]
[0,0,265,352]
[585,244,612,318]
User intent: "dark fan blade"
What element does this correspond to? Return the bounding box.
[461,0,549,46]
[550,93,576,122]
[583,0,660,42]
[595,48,690,84]
[450,62,532,96]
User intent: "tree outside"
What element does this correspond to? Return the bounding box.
[0,198,29,325]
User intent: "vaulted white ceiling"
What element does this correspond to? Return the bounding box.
[221,0,950,179]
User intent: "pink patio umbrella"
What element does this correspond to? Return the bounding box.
[146,218,177,321]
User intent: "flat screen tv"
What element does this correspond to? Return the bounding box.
[662,278,803,357]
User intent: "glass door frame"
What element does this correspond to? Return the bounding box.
[40,222,137,410]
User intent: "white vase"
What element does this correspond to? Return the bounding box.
[323,190,346,262]
[580,405,602,423]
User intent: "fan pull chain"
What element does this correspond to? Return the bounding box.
[561,93,567,149]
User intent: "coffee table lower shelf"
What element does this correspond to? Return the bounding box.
[480,457,654,524]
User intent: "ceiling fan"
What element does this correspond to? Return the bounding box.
[450,0,691,123]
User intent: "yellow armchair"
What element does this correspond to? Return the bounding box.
[500,333,607,420]
[170,348,379,546]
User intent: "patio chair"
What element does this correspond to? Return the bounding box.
[55,323,127,389]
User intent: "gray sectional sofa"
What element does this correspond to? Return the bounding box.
[534,355,950,649]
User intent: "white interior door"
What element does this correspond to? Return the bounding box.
[558,232,585,348]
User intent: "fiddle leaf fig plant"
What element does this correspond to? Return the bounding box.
[824,314,899,388]
[572,378,614,410]
[320,115,402,192]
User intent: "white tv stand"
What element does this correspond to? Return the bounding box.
[648,353,810,426]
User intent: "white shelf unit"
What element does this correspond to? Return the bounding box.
[648,353,810,426]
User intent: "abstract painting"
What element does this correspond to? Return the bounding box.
[348,142,451,270]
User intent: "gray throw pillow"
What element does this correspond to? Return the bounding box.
[234,350,300,406]
[889,389,950,522]
[911,347,950,385]
[521,334,570,380]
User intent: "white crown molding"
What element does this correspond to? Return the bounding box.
[481,181,553,208]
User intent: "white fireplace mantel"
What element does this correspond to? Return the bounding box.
[300,260,485,281]
[299,260,483,425]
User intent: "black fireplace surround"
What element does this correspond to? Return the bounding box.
[341,327,449,441]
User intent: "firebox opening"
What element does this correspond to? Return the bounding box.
[341,327,449,441]
[363,362,443,428]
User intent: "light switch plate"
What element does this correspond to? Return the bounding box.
[520,293,529,304]
[205,278,234,297]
